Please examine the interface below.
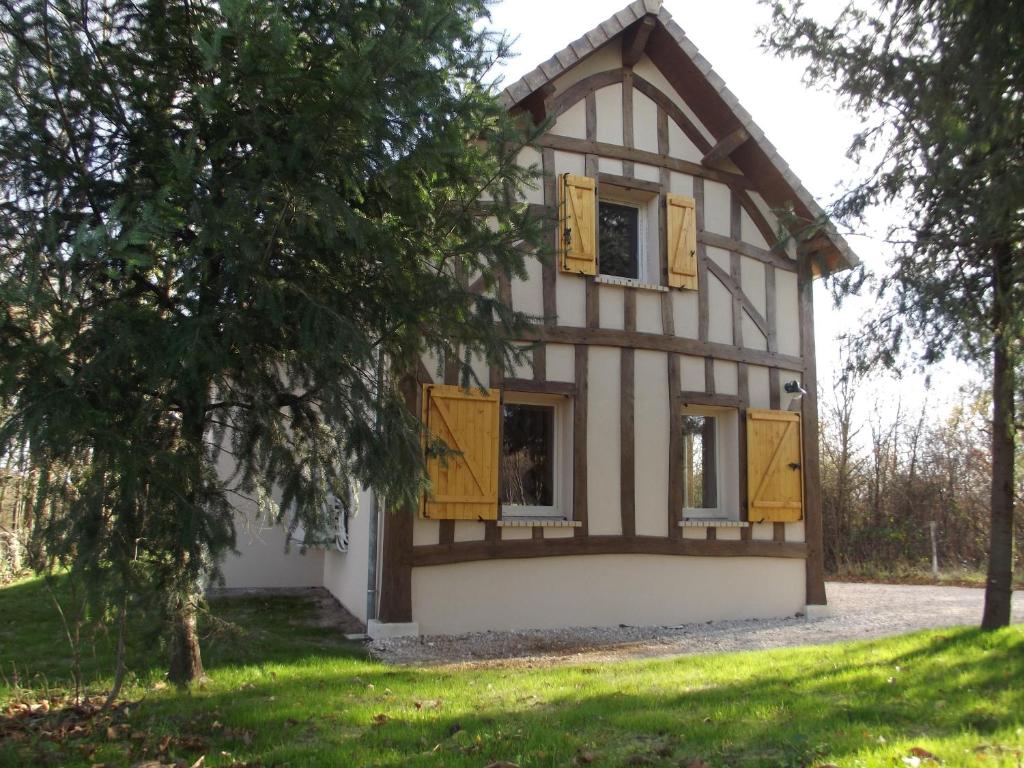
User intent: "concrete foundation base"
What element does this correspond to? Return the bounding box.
[804,604,833,620]
[366,620,420,640]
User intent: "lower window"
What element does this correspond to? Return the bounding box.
[501,393,572,518]
[682,414,718,510]
[681,406,739,520]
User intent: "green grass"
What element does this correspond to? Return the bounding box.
[1,576,1022,767]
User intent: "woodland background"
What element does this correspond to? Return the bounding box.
[819,366,1023,583]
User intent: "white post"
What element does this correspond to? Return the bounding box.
[929,521,939,578]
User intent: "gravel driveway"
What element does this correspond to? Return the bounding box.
[370,582,1024,666]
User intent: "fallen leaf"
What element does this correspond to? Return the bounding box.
[577,752,597,764]
[190,757,206,768]
[910,747,938,760]
[372,713,390,725]
[483,763,519,768]
[107,724,132,741]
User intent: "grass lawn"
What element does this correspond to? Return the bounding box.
[0,577,1022,768]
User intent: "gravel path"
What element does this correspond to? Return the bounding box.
[370,582,1023,667]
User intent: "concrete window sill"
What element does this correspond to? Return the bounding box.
[679,520,750,528]
[594,275,669,293]
[498,518,582,528]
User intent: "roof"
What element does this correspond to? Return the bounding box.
[501,0,859,274]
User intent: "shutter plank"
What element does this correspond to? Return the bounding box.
[746,409,803,522]
[422,385,501,520]
[559,174,597,274]
[666,194,698,289]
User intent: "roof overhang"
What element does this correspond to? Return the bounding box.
[500,0,860,276]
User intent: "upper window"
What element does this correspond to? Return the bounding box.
[501,393,572,518]
[596,181,653,283]
[598,201,642,280]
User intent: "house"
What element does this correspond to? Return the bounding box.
[219,0,858,638]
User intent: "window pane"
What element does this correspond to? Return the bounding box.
[502,404,555,507]
[598,201,639,279]
[682,415,717,509]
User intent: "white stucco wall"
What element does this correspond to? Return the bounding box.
[587,346,622,536]
[634,350,670,537]
[220,519,325,589]
[411,555,806,635]
[215,446,325,590]
[321,487,375,624]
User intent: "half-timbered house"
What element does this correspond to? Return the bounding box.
[220,0,859,638]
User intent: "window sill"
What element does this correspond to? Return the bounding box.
[594,275,669,293]
[498,518,582,528]
[679,519,750,528]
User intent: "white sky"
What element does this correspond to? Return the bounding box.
[487,0,981,418]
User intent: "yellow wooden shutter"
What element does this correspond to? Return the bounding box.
[421,384,500,520]
[747,409,803,522]
[666,194,698,289]
[558,173,597,275]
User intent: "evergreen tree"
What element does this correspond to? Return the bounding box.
[762,0,1022,626]
[0,0,543,686]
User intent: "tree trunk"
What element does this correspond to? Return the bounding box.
[982,243,1016,630]
[168,590,204,686]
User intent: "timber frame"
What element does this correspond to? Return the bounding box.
[377,0,856,623]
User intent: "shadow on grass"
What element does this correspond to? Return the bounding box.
[3,575,1023,767]
[102,625,1024,768]
[0,576,367,694]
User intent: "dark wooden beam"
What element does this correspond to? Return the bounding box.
[731,192,750,525]
[518,82,556,126]
[704,259,770,340]
[698,231,797,272]
[541,148,557,326]
[679,391,743,409]
[667,354,682,539]
[503,378,575,396]
[799,253,827,606]
[573,345,589,538]
[519,325,806,372]
[598,172,662,195]
[410,535,808,567]
[534,134,753,190]
[702,127,751,167]
[622,69,635,178]
[377,376,416,622]
[622,15,657,68]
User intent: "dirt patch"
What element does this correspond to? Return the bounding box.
[207,586,365,635]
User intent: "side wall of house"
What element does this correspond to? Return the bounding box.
[216,452,326,590]
[379,38,821,634]
[321,488,375,624]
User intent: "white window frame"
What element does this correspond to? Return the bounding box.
[680,405,740,521]
[500,391,573,520]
